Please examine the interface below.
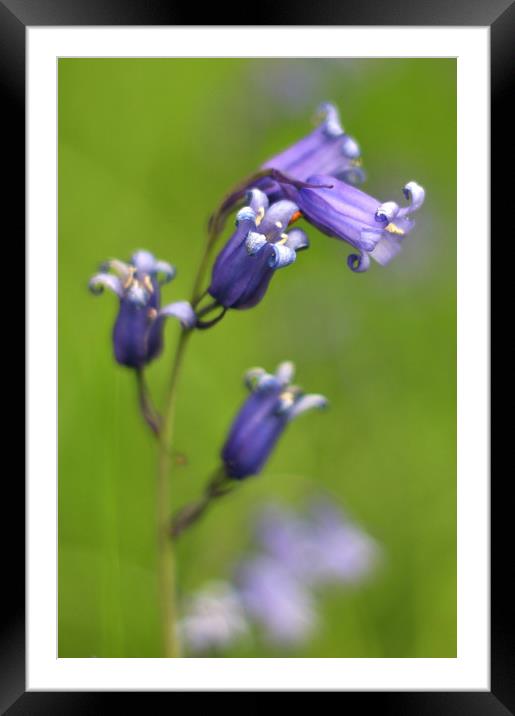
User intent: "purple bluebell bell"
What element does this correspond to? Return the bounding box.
[259,102,365,202]
[89,250,196,369]
[221,361,327,480]
[207,189,309,310]
[235,556,317,646]
[281,175,425,272]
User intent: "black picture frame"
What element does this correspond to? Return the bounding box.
[3,0,506,711]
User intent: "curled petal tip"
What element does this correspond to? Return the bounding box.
[236,207,257,225]
[244,367,266,390]
[246,188,269,213]
[341,135,360,159]
[258,374,281,391]
[159,301,197,330]
[268,243,296,269]
[245,231,267,255]
[375,201,399,224]
[316,102,344,137]
[155,260,176,284]
[275,361,295,385]
[244,368,280,393]
[347,252,371,273]
[131,249,156,273]
[402,181,425,211]
[288,393,329,421]
[284,228,309,252]
[88,273,123,297]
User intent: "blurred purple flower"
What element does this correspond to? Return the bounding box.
[180,581,249,655]
[222,361,328,480]
[207,189,309,310]
[256,500,378,587]
[235,556,317,646]
[281,175,426,272]
[181,500,379,652]
[89,250,196,368]
[305,500,378,584]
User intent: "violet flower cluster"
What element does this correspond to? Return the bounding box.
[87,102,422,654]
[180,499,378,653]
[207,101,425,311]
[90,102,425,364]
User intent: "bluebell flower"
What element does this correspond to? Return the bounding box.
[89,250,196,369]
[258,102,365,202]
[222,361,327,479]
[207,189,309,310]
[281,175,426,272]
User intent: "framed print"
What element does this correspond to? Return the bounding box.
[2,0,507,710]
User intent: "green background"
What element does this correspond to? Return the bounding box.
[58,58,456,658]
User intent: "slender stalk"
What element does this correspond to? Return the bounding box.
[154,167,301,657]
[156,327,191,657]
[170,466,234,540]
[136,369,161,436]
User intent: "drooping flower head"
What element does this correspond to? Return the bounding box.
[281,175,426,272]
[258,102,364,202]
[89,250,196,369]
[221,361,327,480]
[207,189,309,310]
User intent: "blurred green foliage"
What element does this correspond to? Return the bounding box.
[58,58,456,657]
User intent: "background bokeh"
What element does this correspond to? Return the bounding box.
[58,58,456,657]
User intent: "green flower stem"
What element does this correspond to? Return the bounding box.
[154,167,283,657]
[156,327,191,657]
[170,466,234,540]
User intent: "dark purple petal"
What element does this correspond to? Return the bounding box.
[112,299,155,368]
[91,250,189,368]
[222,387,288,479]
[208,226,277,309]
[208,197,305,310]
